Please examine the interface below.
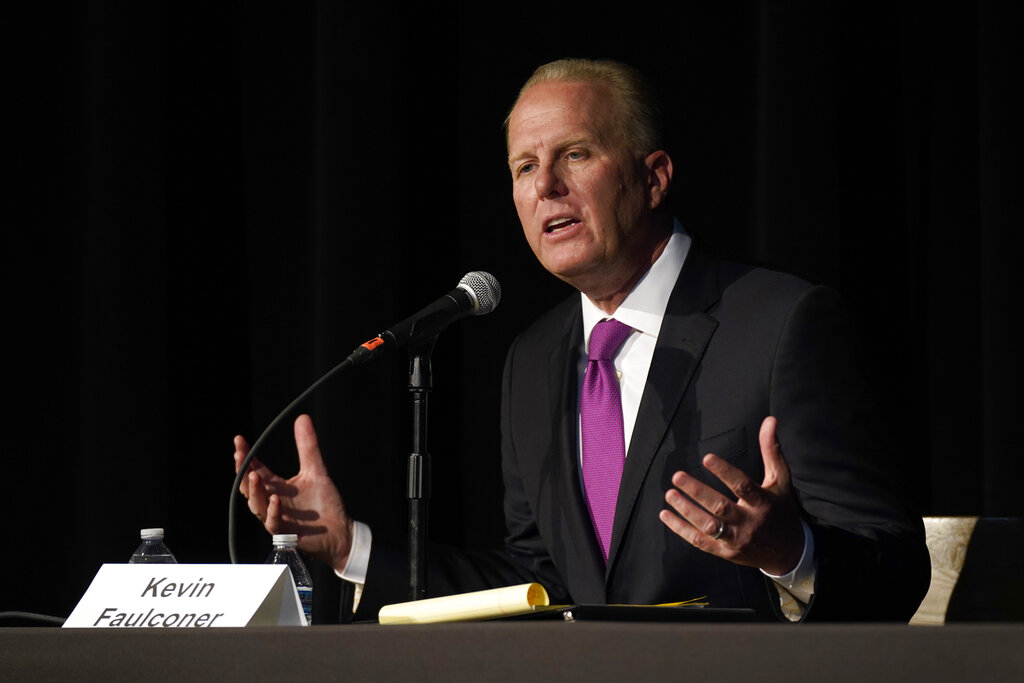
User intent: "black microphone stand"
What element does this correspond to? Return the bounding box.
[406,337,437,601]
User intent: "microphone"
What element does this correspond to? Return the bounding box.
[347,271,501,364]
[229,271,500,563]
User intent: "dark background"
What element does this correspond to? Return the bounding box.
[4,1,1021,623]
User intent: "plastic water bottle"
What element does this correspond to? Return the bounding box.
[265,533,313,626]
[129,528,178,564]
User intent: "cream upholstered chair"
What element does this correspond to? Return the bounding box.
[911,516,1024,625]
[910,516,979,625]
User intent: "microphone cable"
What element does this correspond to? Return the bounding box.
[228,357,353,564]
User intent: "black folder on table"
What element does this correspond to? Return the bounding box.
[513,604,756,622]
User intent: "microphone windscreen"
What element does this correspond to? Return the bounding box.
[459,271,501,315]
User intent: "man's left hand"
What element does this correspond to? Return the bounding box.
[658,416,804,575]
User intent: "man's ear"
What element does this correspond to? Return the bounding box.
[644,150,673,210]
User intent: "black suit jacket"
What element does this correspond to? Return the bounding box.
[356,243,930,622]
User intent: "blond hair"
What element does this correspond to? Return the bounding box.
[504,58,664,157]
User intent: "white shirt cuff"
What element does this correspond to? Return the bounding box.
[762,519,816,605]
[334,520,371,585]
[333,520,371,614]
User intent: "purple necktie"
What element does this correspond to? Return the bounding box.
[581,318,633,563]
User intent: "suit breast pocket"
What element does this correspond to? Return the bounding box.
[660,425,749,493]
[696,426,747,465]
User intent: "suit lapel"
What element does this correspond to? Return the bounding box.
[607,244,723,569]
[546,307,609,588]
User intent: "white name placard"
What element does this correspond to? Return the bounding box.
[63,564,305,628]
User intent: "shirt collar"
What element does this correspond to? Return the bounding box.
[581,220,692,348]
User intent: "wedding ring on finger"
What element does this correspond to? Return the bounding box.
[711,518,725,540]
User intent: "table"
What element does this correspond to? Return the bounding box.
[2,622,1021,682]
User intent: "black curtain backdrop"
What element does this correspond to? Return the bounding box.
[4,1,1021,623]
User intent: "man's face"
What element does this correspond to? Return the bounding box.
[507,80,666,294]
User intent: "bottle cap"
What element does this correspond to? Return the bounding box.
[140,528,165,539]
[272,534,298,546]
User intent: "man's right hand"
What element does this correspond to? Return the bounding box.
[233,413,353,574]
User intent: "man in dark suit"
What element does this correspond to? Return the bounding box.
[235,58,930,622]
